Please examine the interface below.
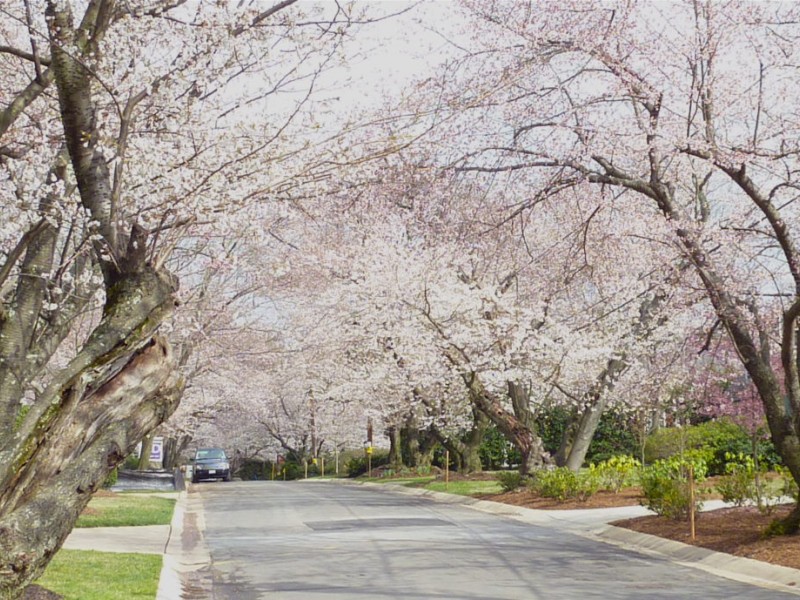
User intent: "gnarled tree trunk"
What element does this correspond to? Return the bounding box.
[461,371,547,476]
[0,265,183,598]
[431,407,489,474]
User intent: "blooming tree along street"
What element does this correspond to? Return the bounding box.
[4,1,800,597]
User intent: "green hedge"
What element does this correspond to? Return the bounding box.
[644,419,780,475]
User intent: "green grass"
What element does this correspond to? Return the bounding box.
[363,475,437,486]
[361,475,503,495]
[424,480,503,495]
[38,550,161,600]
[76,494,176,528]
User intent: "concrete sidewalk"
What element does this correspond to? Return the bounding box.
[62,481,800,598]
[62,490,211,600]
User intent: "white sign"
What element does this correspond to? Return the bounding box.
[150,437,164,462]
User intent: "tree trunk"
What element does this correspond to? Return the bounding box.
[386,426,402,469]
[137,434,154,470]
[400,414,436,470]
[563,396,608,471]
[431,407,488,474]
[459,370,547,476]
[555,411,579,467]
[0,267,183,599]
[162,435,191,471]
[557,295,662,470]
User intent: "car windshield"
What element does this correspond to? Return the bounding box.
[196,449,226,460]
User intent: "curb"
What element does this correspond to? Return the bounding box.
[594,525,800,595]
[156,490,186,600]
[333,479,800,596]
[156,488,212,600]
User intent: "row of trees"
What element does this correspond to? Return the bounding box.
[4,0,800,597]
[201,0,800,533]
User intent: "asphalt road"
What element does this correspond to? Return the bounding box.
[192,480,795,600]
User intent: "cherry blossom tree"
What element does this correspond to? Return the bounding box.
[420,0,800,529]
[0,0,376,594]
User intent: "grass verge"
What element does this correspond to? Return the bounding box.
[424,480,502,495]
[38,550,161,600]
[76,493,176,528]
[362,476,436,486]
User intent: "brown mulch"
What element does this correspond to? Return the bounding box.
[480,487,645,509]
[481,485,800,572]
[614,505,800,571]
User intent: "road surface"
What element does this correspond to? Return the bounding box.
[189,480,796,599]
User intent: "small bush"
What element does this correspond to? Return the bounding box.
[102,468,118,489]
[593,455,641,493]
[237,458,274,480]
[346,451,389,477]
[530,467,600,502]
[640,452,706,520]
[715,453,757,507]
[496,471,523,492]
[776,465,799,501]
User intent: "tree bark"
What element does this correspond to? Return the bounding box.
[386,426,402,469]
[431,407,488,474]
[460,371,547,475]
[137,434,154,470]
[0,260,183,598]
[162,435,191,471]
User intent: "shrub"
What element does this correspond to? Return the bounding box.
[715,453,758,507]
[530,467,600,502]
[479,426,520,470]
[496,471,523,492]
[237,458,274,480]
[102,467,118,489]
[346,451,389,477]
[593,455,641,493]
[585,413,640,464]
[776,465,799,501]
[644,419,780,475]
[640,452,706,520]
[123,453,140,470]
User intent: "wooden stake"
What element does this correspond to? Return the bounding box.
[689,464,696,541]
[445,450,450,490]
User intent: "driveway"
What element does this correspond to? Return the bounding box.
[177,480,799,599]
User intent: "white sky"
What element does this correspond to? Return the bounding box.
[319,1,465,111]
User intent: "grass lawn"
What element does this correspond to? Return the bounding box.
[38,550,161,600]
[76,493,176,528]
[424,480,502,495]
[364,475,502,496]
[363,475,436,486]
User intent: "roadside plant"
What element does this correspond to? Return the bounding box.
[496,471,523,493]
[777,465,800,502]
[640,452,706,521]
[593,455,641,493]
[530,467,600,502]
[716,453,759,508]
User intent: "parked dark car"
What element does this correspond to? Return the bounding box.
[191,447,231,483]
